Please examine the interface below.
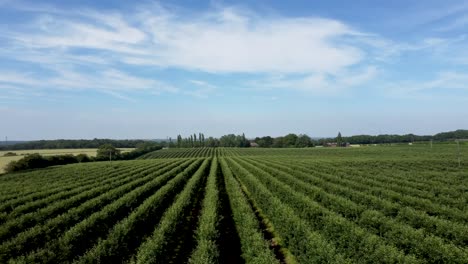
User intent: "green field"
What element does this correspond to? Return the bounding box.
[0,145,467,263]
[0,148,134,173]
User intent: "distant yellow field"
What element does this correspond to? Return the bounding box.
[0,148,134,174]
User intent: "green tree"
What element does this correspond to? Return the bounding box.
[177,135,182,148]
[295,134,312,148]
[255,136,274,147]
[96,144,121,160]
[283,133,298,147]
[336,132,343,147]
[272,137,284,148]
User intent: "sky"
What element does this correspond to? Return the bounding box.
[1,0,468,140]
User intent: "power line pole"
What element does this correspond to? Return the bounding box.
[457,140,461,168]
[430,139,433,149]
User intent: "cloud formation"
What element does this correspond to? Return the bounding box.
[0,2,384,99]
[8,4,370,73]
[1,1,466,102]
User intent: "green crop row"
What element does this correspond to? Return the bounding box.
[219,158,280,264]
[1,159,190,263]
[74,159,205,263]
[134,158,211,263]
[239,157,467,263]
[253,157,468,246]
[225,157,352,264]
[189,158,220,264]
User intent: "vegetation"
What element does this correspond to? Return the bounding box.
[175,133,250,148]
[4,143,161,173]
[0,145,467,263]
[2,130,468,153]
[0,139,153,151]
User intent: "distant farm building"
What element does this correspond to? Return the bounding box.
[250,142,259,147]
[325,142,350,147]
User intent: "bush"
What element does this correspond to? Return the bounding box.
[3,152,17,157]
[5,154,84,173]
[76,154,92,163]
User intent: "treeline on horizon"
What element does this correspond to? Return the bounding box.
[3,142,162,173]
[174,133,250,148]
[0,139,150,151]
[1,129,467,150]
[174,130,468,148]
[331,129,468,145]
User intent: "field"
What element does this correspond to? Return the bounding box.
[0,145,467,263]
[0,148,134,173]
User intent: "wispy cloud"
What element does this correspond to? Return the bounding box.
[384,71,468,100]
[0,2,382,98]
[2,1,466,103]
[6,4,370,74]
[246,66,378,94]
[0,68,178,101]
[186,80,217,98]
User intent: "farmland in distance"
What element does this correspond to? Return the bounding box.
[0,145,467,263]
[0,148,134,173]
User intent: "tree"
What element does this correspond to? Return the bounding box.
[336,132,343,147]
[96,144,121,160]
[206,137,219,147]
[272,137,284,148]
[295,134,312,148]
[177,135,182,148]
[283,133,298,148]
[76,153,91,163]
[255,136,274,147]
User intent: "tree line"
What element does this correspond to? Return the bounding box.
[175,133,250,148]
[0,139,152,151]
[254,129,468,147]
[2,129,467,152]
[4,142,162,173]
[166,129,468,149]
[320,129,468,145]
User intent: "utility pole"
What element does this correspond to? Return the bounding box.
[457,140,461,168]
[430,139,433,149]
[109,150,112,163]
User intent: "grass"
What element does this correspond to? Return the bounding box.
[0,148,134,173]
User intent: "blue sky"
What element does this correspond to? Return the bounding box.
[1,0,468,139]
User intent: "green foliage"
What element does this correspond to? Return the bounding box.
[295,134,313,147]
[77,159,205,263]
[4,153,87,173]
[0,138,151,151]
[96,144,121,160]
[336,132,343,147]
[135,159,210,263]
[0,145,467,263]
[254,136,274,147]
[219,133,250,147]
[219,158,281,264]
[189,158,220,264]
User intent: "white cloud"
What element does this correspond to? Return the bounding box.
[3,3,371,75]
[0,68,178,101]
[0,2,405,98]
[414,72,468,91]
[132,9,365,74]
[437,14,468,31]
[186,80,217,98]
[384,71,468,99]
[247,66,378,94]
